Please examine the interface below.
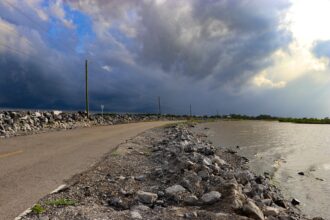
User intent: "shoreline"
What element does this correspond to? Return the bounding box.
[21,123,320,220]
[194,120,329,219]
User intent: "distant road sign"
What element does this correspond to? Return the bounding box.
[101,105,104,116]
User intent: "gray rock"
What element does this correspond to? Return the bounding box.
[243,182,252,194]
[185,160,197,170]
[236,171,254,185]
[242,199,264,220]
[155,200,164,205]
[108,197,124,208]
[165,184,186,196]
[184,195,199,205]
[212,155,227,166]
[184,211,198,218]
[130,211,142,219]
[157,191,165,197]
[201,191,221,205]
[214,212,231,218]
[136,191,158,204]
[263,206,280,216]
[291,198,300,206]
[197,170,209,180]
[131,205,150,212]
[274,199,287,208]
[134,175,146,181]
[181,171,201,193]
[261,199,272,206]
[202,157,212,166]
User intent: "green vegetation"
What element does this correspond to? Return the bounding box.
[142,147,152,156]
[110,148,121,157]
[31,204,45,214]
[208,114,330,124]
[46,198,76,206]
[278,117,330,124]
[96,112,330,125]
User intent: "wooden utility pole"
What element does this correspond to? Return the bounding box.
[158,96,161,115]
[85,59,89,116]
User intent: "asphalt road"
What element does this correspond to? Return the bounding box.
[0,121,173,220]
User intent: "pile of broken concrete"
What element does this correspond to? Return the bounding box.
[0,110,180,138]
[143,125,314,219]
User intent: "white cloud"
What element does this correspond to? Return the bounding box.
[102,65,112,72]
[0,18,34,55]
[25,0,49,21]
[50,0,75,29]
[251,72,286,89]
[288,0,330,44]
[248,0,330,90]
[251,42,329,87]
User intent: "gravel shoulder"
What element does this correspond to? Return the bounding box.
[21,123,321,220]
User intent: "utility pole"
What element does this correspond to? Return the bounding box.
[189,104,192,117]
[158,96,161,115]
[85,59,89,116]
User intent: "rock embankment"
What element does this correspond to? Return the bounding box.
[22,124,322,220]
[0,111,181,138]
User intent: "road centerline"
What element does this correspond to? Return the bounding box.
[0,150,24,159]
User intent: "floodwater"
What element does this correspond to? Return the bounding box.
[198,120,330,219]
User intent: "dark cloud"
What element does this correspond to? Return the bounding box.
[135,0,292,86]
[69,0,292,85]
[5,0,327,117]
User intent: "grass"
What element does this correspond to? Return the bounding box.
[279,117,330,124]
[142,147,152,156]
[31,204,45,214]
[110,149,121,157]
[46,198,76,206]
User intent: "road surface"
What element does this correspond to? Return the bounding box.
[0,121,174,219]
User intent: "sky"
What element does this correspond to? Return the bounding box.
[1,0,330,117]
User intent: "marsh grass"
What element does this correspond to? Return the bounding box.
[31,204,45,214]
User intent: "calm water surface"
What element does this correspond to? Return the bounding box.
[199,120,330,219]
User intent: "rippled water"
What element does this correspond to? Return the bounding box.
[198,120,330,219]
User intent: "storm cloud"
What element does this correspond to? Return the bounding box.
[69,0,291,84]
[0,0,329,116]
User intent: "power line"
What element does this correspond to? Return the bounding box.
[3,0,49,33]
[0,42,31,57]
[0,25,34,48]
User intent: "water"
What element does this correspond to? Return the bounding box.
[198,120,330,219]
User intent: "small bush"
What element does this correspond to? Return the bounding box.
[31,204,45,214]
